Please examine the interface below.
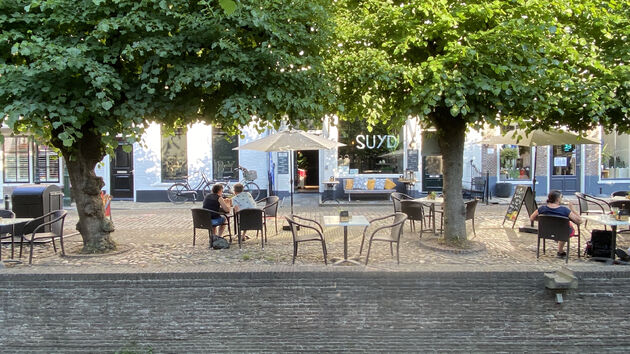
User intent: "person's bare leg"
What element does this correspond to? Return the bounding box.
[558,241,566,253]
[218,224,226,237]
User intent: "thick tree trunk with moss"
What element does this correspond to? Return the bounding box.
[433,109,467,243]
[56,127,116,253]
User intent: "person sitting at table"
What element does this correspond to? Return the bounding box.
[203,184,232,237]
[530,190,582,258]
[231,183,257,240]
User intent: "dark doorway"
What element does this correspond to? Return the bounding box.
[549,144,580,194]
[295,150,319,193]
[110,143,134,199]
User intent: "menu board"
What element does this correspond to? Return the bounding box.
[407,150,419,171]
[277,152,289,174]
[503,185,537,228]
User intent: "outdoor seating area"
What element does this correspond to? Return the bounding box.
[4,192,630,269]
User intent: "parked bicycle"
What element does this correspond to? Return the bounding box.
[167,171,213,204]
[216,166,261,200]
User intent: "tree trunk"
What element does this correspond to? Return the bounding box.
[433,109,467,243]
[56,127,116,253]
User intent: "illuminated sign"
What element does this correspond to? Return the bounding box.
[355,135,399,150]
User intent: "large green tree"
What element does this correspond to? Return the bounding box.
[0,0,332,252]
[330,0,629,243]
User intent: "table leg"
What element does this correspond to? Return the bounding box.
[432,205,436,235]
[332,226,362,266]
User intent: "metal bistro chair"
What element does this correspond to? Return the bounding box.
[537,214,572,264]
[19,210,68,265]
[235,208,266,249]
[359,213,408,265]
[575,192,610,230]
[258,196,280,235]
[191,208,233,246]
[400,200,427,237]
[0,210,16,260]
[285,215,328,265]
[465,199,479,239]
[391,192,413,213]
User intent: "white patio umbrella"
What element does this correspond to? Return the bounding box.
[480,129,600,195]
[235,129,345,214]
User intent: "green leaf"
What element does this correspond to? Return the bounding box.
[102,101,113,111]
[219,0,237,15]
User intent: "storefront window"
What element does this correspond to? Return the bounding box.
[337,121,403,174]
[161,129,187,182]
[34,145,60,183]
[3,136,30,183]
[499,145,531,181]
[212,127,239,180]
[601,130,630,179]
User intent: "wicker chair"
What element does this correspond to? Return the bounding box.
[537,214,572,264]
[285,215,328,265]
[465,199,479,239]
[575,192,610,229]
[390,192,413,213]
[258,196,280,235]
[19,210,67,265]
[235,208,265,249]
[359,213,408,265]
[400,200,427,236]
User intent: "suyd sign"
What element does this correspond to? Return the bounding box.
[355,135,399,149]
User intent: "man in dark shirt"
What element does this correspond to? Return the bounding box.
[203,184,232,237]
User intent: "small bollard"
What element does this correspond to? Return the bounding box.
[4,194,10,210]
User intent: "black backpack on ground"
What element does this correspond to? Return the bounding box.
[585,229,613,258]
[211,235,230,250]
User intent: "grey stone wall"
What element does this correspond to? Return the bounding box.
[1,271,629,353]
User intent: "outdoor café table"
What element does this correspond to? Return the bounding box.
[0,217,34,260]
[581,214,630,260]
[413,197,444,235]
[323,215,370,266]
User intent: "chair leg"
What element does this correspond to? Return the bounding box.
[359,234,366,255]
[193,228,196,246]
[396,241,400,265]
[51,238,57,253]
[472,218,476,238]
[293,242,298,264]
[275,217,278,235]
[208,230,212,248]
[59,236,65,257]
[29,240,34,264]
[321,240,327,265]
[390,243,393,256]
[364,240,373,265]
[566,239,570,264]
[536,237,540,259]
[19,237,24,258]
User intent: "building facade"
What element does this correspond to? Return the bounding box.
[3,123,630,203]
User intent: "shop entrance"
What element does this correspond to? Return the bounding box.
[549,144,580,194]
[295,150,319,193]
[422,155,443,192]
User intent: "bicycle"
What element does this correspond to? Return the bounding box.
[217,166,261,200]
[167,171,213,204]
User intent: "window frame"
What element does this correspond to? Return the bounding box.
[33,144,60,183]
[3,136,31,183]
[497,144,533,182]
[212,127,239,181]
[161,128,188,183]
[600,128,630,180]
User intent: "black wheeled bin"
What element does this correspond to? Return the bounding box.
[12,184,64,233]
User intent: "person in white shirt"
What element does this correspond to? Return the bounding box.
[232,183,257,240]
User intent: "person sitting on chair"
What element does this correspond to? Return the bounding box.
[231,183,257,240]
[203,184,232,237]
[530,190,582,258]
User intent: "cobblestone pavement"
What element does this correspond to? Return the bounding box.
[2,194,628,273]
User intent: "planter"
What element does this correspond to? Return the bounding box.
[495,183,513,198]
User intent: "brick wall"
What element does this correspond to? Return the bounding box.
[2,271,630,352]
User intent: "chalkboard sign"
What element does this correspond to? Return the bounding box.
[277,152,289,174]
[407,150,419,171]
[503,185,537,228]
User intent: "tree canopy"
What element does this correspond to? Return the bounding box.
[0,0,333,251]
[330,0,629,242]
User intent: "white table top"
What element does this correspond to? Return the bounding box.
[414,197,444,204]
[582,214,630,227]
[323,215,370,227]
[0,217,33,226]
